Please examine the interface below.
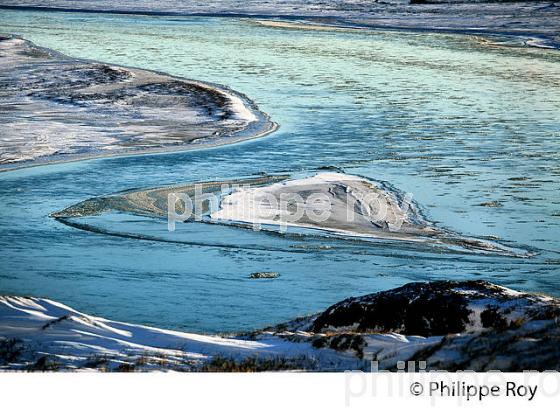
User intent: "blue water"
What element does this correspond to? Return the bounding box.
[0,10,559,332]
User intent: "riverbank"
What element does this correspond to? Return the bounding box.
[0,36,276,171]
[2,280,559,371]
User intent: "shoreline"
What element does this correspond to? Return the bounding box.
[0,35,278,172]
[2,280,559,371]
[0,121,279,174]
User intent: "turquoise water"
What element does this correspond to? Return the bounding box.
[0,10,559,332]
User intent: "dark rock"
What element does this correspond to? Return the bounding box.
[249,272,280,279]
[311,280,560,336]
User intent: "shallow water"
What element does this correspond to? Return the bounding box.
[2,1,559,46]
[0,10,559,333]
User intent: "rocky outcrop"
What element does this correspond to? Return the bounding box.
[276,280,560,371]
[311,280,560,335]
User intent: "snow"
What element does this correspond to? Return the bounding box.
[2,279,559,371]
[0,37,271,169]
[0,295,441,371]
[0,296,366,371]
[209,172,526,256]
[210,172,409,230]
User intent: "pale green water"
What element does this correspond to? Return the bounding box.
[0,10,559,332]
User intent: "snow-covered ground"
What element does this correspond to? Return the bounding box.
[0,36,274,169]
[0,296,369,371]
[2,280,559,371]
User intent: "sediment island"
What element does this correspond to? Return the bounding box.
[53,172,530,256]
